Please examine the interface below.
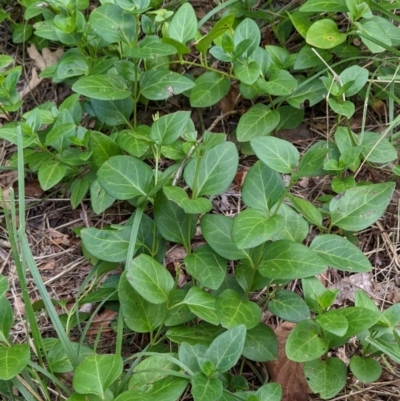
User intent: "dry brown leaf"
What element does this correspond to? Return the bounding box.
[276,123,312,142]
[218,86,239,114]
[38,260,57,271]
[86,309,118,335]
[265,322,310,401]
[24,180,44,198]
[49,228,70,246]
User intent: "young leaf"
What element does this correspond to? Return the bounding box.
[260,240,327,280]
[191,373,223,401]
[190,72,230,107]
[310,234,372,272]
[234,60,260,85]
[316,310,349,337]
[127,254,174,304]
[38,159,67,191]
[233,18,260,57]
[257,70,297,96]
[72,75,130,100]
[90,179,115,215]
[361,131,398,163]
[236,104,280,142]
[73,354,123,397]
[0,344,30,380]
[288,194,323,227]
[0,298,12,343]
[184,142,238,197]
[205,325,246,373]
[349,356,382,383]
[97,155,153,200]
[286,320,329,362]
[179,343,208,374]
[184,245,226,290]
[242,161,286,212]
[303,357,347,399]
[251,136,299,173]
[150,111,191,145]
[216,289,261,329]
[168,3,197,44]
[328,98,355,118]
[119,272,166,333]
[163,186,212,214]
[354,290,380,313]
[306,19,346,49]
[242,323,278,362]
[232,210,284,249]
[268,290,311,323]
[183,287,219,325]
[329,182,395,231]
[70,177,89,209]
[339,65,369,96]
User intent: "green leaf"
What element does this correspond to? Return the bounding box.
[256,383,282,401]
[205,325,246,373]
[286,320,329,362]
[97,155,153,200]
[329,182,395,231]
[165,289,196,326]
[89,98,133,126]
[127,254,174,304]
[288,194,323,227]
[184,142,238,197]
[349,356,382,383]
[90,179,115,215]
[183,287,219,325]
[233,18,260,57]
[365,335,400,364]
[242,161,285,212]
[72,75,130,100]
[168,3,197,44]
[328,98,355,118]
[234,61,260,85]
[0,275,8,298]
[166,323,220,346]
[190,72,230,107]
[355,290,380,313]
[306,19,346,49]
[56,51,89,80]
[38,159,67,191]
[70,177,89,209]
[191,373,222,401]
[236,104,280,142]
[184,245,226,290]
[303,357,347,399]
[259,240,327,280]
[358,20,391,53]
[232,210,284,249]
[268,290,310,323]
[179,343,207,374]
[297,146,329,178]
[154,191,197,246]
[0,298,12,343]
[119,272,166,333]
[163,186,212,214]
[310,234,372,272]
[151,111,191,145]
[341,307,380,336]
[339,65,369,96]
[378,304,400,327]
[361,131,398,163]
[287,78,327,109]
[201,214,248,260]
[89,4,136,43]
[242,323,277,362]
[216,289,261,329]
[116,127,149,158]
[300,0,347,12]
[251,136,299,173]
[258,70,297,96]
[73,354,122,397]
[89,131,121,168]
[0,344,30,380]
[140,70,195,101]
[316,310,348,336]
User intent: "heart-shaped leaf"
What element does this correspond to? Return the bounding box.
[0,344,30,380]
[349,356,382,383]
[306,19,346,49]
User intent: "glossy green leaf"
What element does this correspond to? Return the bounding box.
[205,325,246,373]
[191,373,222,401]
[306,19,346,49]
[190,72,230,107]
[310,234,372,272]
[358,20,390,53]
[316,310,348,337]
[140,69,195,100]
[216,289,261,329]
[251,136,299,173]
[72,75,130,100]
[165,289,196,326]
[329,182,395,231]
[166,323,220,346]
[297,146,329,178]
[339,65,369,96]
[260,240,327,280]
[288,194,323,227]
[234,61,260,85]
[38,159,66,191]
[89,131,121,168]
[0,344,30,380]
[150,111,191,145]
[286,320,329,362]
[233,18,260,57]
[361,131,398,163]
[268,290,310,323]
[328,98,355,118]
[184,142,238,197]
[365,335,400,364]
[378,304,400,327]
[183,287,219,325]
[168,3,197,44]
[184,245,226,290]
[127,254,174,304]
[119,272,166,333]
[354,290,380,313]
[163,186,212,214]
[90,179,115,215]
[304,357,347,399]
[70,177,89,209]
[97,155,153,200]
[0,298,12,343]
[232,210,284,249]
[287,78,327,108]
[242,161,285,212]
[116,127,149,157]
[0,275,8,298]
[154,191,197,246]
[242,323,277,362]
[179,343,207,374]
[89,98,133,126]
[350,356,382,383]
[341,307,380,336]
[236,104,280,142]
[300,0,347,12]
[73,354,122,397]
[201,214,248,260]
[258,70,297,96]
